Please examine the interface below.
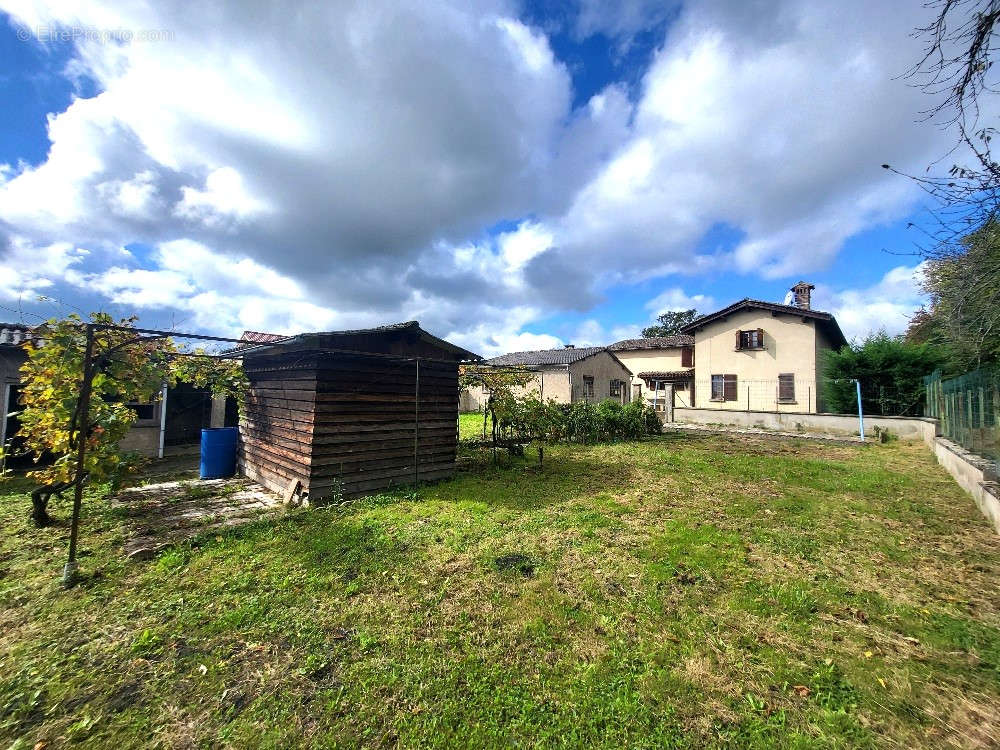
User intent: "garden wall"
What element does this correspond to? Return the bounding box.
[672,407,936,442]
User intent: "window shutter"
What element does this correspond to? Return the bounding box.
[756,328,764,348]
[735,331,742,350]
[723,374,738,401]
[778,374,795,401]
[681,347,692,367]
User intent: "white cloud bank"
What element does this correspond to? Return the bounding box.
[816,263,928,342]
[0,0,965,350]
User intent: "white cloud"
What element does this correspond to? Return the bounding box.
[173,167,271,230]
[531,0,979,289]
[644,287,715,315]
[96,170,160,219]
[0,0,978,355]
[0,240,89,301]
[815,263,928,341]
[498,221,553,269]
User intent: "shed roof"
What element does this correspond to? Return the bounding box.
[486,346,606,367]
[608,335,693,351]
[679,298,847,347]
[235,321,481,362]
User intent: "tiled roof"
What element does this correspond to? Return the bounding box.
[637,370,694,380]
[486,346,605,367]
[0,323,32,347]
[608,335,693,351]
[679,298,847,347]
[240,330,288,344]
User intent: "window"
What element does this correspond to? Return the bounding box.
[582,376,595,400]
[609,379,623,398]
[681,346,694,368]
[127,402,157,422]
[736,328,765,350]
[778,373,796,403]
[711,374,737,401]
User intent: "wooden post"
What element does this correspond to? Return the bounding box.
[64,324,95,587]
[414,358,420,486]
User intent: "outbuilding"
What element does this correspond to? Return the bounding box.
[237,321,480,501]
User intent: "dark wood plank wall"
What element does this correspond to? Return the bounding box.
[239,352,318,494]
[239,347,460,500]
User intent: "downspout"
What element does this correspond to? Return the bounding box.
[158,382,168,459]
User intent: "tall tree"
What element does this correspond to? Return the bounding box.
[887,0,1000,250]
[823,333,945,415]
[642,309,697,337]
[912,219,1000,369]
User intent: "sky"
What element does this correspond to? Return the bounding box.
[0,0,972,356]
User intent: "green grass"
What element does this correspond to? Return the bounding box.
[459,410,491,441]
[2,433,999,748]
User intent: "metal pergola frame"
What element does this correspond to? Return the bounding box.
[61,322,259,587]
[57,322,495,587]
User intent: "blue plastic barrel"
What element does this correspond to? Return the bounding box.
[200,427,238,479]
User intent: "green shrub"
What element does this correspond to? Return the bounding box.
[480,395,662,446]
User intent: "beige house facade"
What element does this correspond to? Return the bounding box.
[461,346,632,410]
[678,283,847,413]
[608,335,695,412]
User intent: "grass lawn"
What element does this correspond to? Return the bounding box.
[1,433,998,748]
[459,410,491,441]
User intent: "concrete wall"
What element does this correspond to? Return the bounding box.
[0,349,25,447]
[673,406,937,442]
[461,369,572,409]
[929,437,1000,534]
[692,309,821,413]
[119,424,161,456]
[568,351,631,403]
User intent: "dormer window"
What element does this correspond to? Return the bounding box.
[736,328,765,350]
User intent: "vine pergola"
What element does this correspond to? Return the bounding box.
[28,320,537,588]
[47,321,267,587]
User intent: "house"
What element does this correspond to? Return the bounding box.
[462,345,633,410]
[236,321,480,501]
[607,335,695,410]
[677,282,847,413]
[1,324,31,455]
[0,321,238,461]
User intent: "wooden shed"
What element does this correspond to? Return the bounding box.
[237,321,480,501]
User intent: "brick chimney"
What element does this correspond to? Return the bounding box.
[790,281,814,310]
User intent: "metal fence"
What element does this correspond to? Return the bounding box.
[688,378,820,413]
[924,368,1000,465]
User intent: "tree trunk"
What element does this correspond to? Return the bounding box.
[30,481,72,527]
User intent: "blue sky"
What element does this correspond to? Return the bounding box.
[0,1,956,355]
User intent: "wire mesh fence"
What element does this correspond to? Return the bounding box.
[924,368,1000,466]
[688,378,819,413]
